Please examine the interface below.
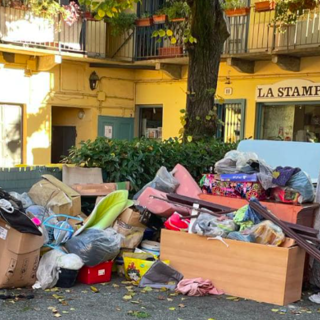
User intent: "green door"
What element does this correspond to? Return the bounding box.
[98,116,134,140]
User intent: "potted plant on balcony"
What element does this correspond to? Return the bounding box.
[164,1,190,22]
[27,0,66,21]
[107,11,136,36]
[63,1,82,26]
[255,0,276,12]
[135,12,153,27]
[274,0,318,31]
[153,8,168,24]
[221,0,251,17]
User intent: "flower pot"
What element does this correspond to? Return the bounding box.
[255,1,275,12]
[225,7,250,17]
[158,46,183,58]
[170,17,186,22]
[135,18,153,27]
[153,14,167,24]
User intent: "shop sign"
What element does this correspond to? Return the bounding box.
[256,79,320,102]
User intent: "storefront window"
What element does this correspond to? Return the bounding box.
[260,103,320,142]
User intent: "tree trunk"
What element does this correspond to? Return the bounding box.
[184,0,229,140]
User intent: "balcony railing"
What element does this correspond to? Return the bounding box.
[109,4,320,62]
[0,6,107,58]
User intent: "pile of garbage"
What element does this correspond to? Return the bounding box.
[0,152,319,305]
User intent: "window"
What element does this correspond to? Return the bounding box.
[258,103,320,142]
[0,104,22,166]
[217,101,246,143]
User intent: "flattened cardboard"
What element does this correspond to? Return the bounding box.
[72,182,130,196]
[28,175,81,216]
[62,165,103,186]
[0,219,43,289]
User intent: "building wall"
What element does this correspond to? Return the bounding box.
[0,53,135,165]
[135,57,320,140]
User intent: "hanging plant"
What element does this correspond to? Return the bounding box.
[27,0,66,21]
[107,12,137,36]
[63,1,82,26]
[274,0,319,32]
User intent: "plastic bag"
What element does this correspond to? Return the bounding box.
[33,249,65,290]
[133,166,180,200]
[26,205,57,224]
[9,192,34,209]
[214,150,259,174]
[249,220,285,246]
[113,220,144,249]
[192,213,237,237]
[65,228,122,267]
[287,171,314,203]
[57,253,84,270]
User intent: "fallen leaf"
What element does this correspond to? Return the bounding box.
[65,290,71,293]
[181,298,186,301]
[169,307,176,311]
[116,307,121,311]
[130,300,140,304]
[279,312,286,315]
[271,309,279,312]
[48,307,55,310]
[90,286,99,293]
[60,300,68,306]
[34,307,41,311]
[167,298,173,302]
[126,286,134,291]
[122,281,133,285]
[51,288,59,292]
[208,318,216,320]
[70,308,76,311]
[54,313,61,318]
[62,311,69,314]
[157,295,165,300]
[112,284,120,288]
[179,304,186,308]
[160,287,167,292]
[226,296,238,300]
[123,295,133,301]
[81,290,88,293]
[143,286,153,292]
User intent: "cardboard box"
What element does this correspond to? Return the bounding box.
[160,229,305,306]
[0,219,44,288]
[116,208,145,229]
[28,174,81,216]
[72,182,130,196]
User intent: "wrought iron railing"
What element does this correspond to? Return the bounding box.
[0,6,107,58]
[109,4,320,61]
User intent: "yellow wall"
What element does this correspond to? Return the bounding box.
[0,53,135,165]
[135,56,320,140]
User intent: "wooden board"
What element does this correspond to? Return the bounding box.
[199,194,317,227]
[160,230,305,306]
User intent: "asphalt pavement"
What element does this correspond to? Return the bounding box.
[0,276,319,320]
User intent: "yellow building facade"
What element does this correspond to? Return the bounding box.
[1,0,320,165]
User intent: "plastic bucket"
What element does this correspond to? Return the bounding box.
[141,240,160,257]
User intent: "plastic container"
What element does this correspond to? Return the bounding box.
[141,240,160,257]
[77,261,113,285]
[56,268,79,288]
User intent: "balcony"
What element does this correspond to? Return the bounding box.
[0,5,107,58]
[107,3,320,70]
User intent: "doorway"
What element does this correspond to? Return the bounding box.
[138,106,163,139]
[51,126,76,163]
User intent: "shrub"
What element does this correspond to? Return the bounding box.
[63,137,236,193]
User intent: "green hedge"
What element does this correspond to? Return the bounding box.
[63,138,236,193]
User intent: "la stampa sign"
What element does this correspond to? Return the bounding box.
[256,79,320,102]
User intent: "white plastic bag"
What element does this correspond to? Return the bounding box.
[33,249,65,290]
[57,254,84,270]
[133,166,180,200]
[9,192,34,209]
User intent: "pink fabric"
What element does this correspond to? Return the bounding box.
[173,164,202,199]
[137,187,190,217]
[176,278,224,297]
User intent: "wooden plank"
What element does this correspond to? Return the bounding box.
[160,229,305,305]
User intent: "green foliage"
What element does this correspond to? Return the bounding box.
[140,12,152,18]
[27,0,66,21]
[220,0,248,10]
[108,12,137,36]
[163,0,190,20]
[274,0,317,32]
[63,137,236,193]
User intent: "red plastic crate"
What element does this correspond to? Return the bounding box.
[77,261,113,285]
